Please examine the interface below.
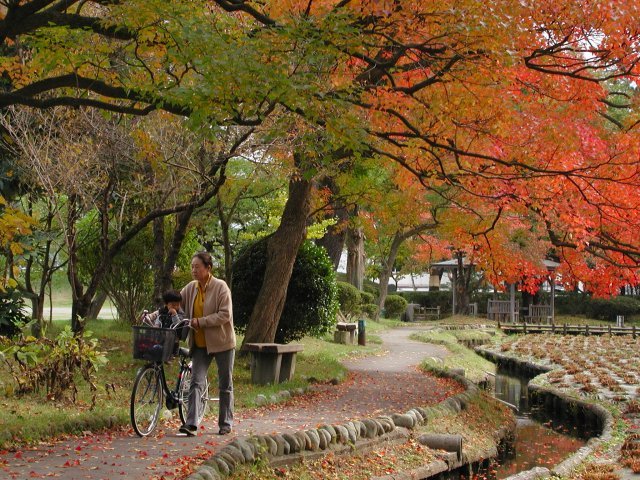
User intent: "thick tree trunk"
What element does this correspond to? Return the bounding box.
[241,174,312,346]
[346,226,365,290]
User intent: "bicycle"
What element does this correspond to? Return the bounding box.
[130,320,217,437]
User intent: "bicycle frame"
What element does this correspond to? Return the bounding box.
[151,353,189,410]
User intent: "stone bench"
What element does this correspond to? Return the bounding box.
[334,322,357,344]
[243,343,304,385]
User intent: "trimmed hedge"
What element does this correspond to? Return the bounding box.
[554,292,640,320]
[584,296,640,321]
[384,294,408,318]
[336,281,361,318]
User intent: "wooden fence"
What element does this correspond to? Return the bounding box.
[499,322,638,338]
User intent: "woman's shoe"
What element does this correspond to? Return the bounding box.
[179,424,197,436]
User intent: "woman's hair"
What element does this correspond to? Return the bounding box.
[162,289,182,304]
[192,251,213,269]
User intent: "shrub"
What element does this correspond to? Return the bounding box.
[336,282,361,319]
[359,291,375,305]
[554,291,589,315]
[584,296,640,321]
[232,238,338,343]
[0,288,29,337]
[555,292,640,320]
[363,284,378,296]
[360,303,378,319]
[0,326,107,404]
[384,294,408,318]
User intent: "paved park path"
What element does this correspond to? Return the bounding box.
[1,326,458,480]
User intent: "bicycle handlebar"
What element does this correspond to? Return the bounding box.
[139,314,194,330]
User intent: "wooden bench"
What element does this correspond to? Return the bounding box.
[525,304,552,323]
[243,343,304,385]
[334,322,357,344]
[487,300,519,322]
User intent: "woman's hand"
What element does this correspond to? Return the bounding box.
[191,318,199,329]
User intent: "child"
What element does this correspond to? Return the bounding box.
[144,290,188,341]
[153,290,185,329]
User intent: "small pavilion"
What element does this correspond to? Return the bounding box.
[429,257,474,315]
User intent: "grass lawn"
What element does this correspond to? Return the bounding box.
[408,322,499,383]
[0,318,395,449]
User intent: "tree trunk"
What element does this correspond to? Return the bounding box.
[151,208,196,306]
[316,224,346,271]
[454,253,472,314]
[66,195,85,333]
[86,290,108,320]
[346,226,365,290]
[241,173,312,346]
[376,232,403,319]
[314,177,349,270]
[217,197,234,285]
[152,217,165,307]
[376,222,436,319]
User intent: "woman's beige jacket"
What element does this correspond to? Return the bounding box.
[180,277,236,354]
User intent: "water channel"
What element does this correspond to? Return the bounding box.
[480,366,595,479]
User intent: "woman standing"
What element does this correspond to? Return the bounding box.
[179,251,235,436]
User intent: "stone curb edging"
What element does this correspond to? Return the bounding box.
[476,347,615,480]
[186,368,514,480]
[253,386,307,407]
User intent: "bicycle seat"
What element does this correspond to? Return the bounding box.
[178,346,191,357]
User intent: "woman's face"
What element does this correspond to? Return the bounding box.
[191,257,211,283]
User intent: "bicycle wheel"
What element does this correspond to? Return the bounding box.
[131,365,163,437]
[178,367,209,426]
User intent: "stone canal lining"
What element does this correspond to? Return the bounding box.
[477,347,615,480]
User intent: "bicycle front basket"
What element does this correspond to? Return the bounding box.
[132,326,177,362]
